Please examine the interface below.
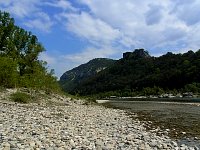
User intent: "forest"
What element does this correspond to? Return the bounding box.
[68,49,200,97]
[1,10,200,97]
[0,11,60,92]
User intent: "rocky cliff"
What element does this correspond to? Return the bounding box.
[59,58,116,93]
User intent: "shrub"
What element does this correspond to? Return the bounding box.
[0,86,6,92]
[10,92,31,103]
[0,57,18,88]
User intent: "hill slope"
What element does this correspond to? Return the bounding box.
[72,49,200,95]
[59,58,116,93]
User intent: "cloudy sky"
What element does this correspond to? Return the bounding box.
[1,0,200,77]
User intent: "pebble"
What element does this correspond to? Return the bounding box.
[0,89,198,149]
[29,141,35,147]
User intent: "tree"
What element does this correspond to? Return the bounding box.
[0,57,18,87]
[0,11,45,75]
[0,11,15,56]
[0,10,60,92]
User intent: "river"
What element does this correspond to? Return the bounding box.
[101,98,200,147]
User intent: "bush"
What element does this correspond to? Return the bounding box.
[10,92,31,103]
[0,86,6,92]
[0,57,18,88]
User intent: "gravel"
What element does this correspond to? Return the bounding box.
[0,89,198,149]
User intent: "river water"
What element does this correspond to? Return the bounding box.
[102,98,200,147]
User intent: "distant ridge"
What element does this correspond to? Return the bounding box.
[65,49,200,96]
[59,58,116,93]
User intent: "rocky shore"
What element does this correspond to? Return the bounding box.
[0,89,198,149]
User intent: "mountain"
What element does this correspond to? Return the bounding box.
[71,49,200,96]
[59,58,116,93]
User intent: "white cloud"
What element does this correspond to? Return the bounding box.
[63,12,121,45]
[2,0,200,75]
[39,52,56,65]
[170,0,200,26]
[44,0,77,12]
[39,52,65,78]
[0,0,40,18]
[63,46,117,64]
[2,0,200,53]
[77,0,200,55]
[24,12,54,33]
[145,4,163,25]
[40,46,118,77]
[0,0,58,32]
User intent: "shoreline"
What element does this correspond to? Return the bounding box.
[101,100,200,148]
[96,99,200,106]
[0,91,199,149]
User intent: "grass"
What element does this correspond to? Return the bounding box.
[0,86,6,92]
[10,92,32,103]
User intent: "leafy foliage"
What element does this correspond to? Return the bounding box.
[0,11,60,92]
[66,49,200,96]
[0,56,18,87]
[10,92,31,103]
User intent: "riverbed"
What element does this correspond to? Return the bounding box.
[102,99,200,147]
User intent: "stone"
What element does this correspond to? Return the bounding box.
[2,147,10,150]
[150,140,157,147]
[35,140,42,147]
[70,139,75,147]
[139,143,146,150]
[16,143,25,149]
[3,142,10,148]
[29,141,35,147]
[57,147,65,150]
[0,90,196,150]
[163,143,168,149]
[194,146,200,150]
[171,141,178,147]
[46,147,54,150]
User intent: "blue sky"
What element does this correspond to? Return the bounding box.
[1,0,200,78]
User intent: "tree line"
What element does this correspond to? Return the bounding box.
[71,49,200,97]
[0,11,60,92]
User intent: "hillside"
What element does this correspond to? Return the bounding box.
[59,58,116,93]
[68,49,200,96]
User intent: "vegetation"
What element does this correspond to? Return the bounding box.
[59,58,116,93]
[10,92,32,103]
[0,11,60,93]
[60,49,200,97]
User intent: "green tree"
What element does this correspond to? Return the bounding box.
[0,57,18,87]
[0,10,60,92]
[0,11,15,56]
[184,83,200,93]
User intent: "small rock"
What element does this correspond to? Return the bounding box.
[29,141,35,147]
[3,142,10,148]
[163,143,168,149]
[70,139,75,147]
[119,142,124,147]
[182,132,186,134]
[150,140,157,147]
[57,147,65,150]
[180,144,188,150]
[171,141,178,147]
[2,147,10,150]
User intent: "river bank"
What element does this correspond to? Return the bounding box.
[0,89,198,149]
[101,100,200,148]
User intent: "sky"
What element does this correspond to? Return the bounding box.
[1,0,200,78]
